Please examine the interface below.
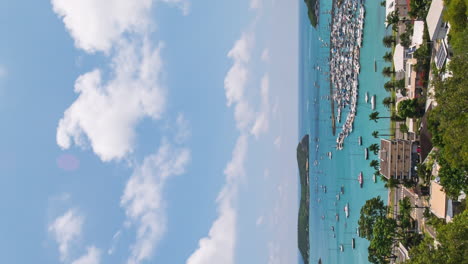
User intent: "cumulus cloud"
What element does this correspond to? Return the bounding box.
[250,0,262,9]
[121,141,190,264]
[186,135,247,264]
[49,209,84,262]
[174,113,191,144]
[56,40,166,162]
[72,247,101,264]
[251,74,270,138]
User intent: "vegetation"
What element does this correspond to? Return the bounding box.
[383,51,392,62]
[444,0,467,53]
[386,10,400,31]
[408,0,431,19]
[382,67,394,77]
[370,160,380,170]
[382,35,396,47]
[369,143,380,155]
[303,0,318,28]
[382,97,394,108]
[405,210,468,264]
[369,111,391,122]
[399,123,409,134]
[399,31,412,48]
[397,99,424,118]
[296,135,310,264]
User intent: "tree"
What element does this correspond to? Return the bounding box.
[372,131,379,138]
[358,196,387,240]
[382,35,395,47]
[384,177,399,189]
[386,10,400,30]
[383,51,392,62]
[370,160,380,170]
[408,0,431,19]
[369,111,391,123]
[382,66,394,77]
[438,158,468,199]
[405,236,441,263]
[383,81,395,91]
[416,163,432,184]
[369,143,380,155]
[382,97,394,108]
[400,31,412,48]
[368,217,398,263]
[399,123,409,134]
[397,99,420,118]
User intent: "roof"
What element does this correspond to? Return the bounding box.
[430,180,447,219]
[393,44,405,72]
[426,0,445,41]
[412,21,425,47]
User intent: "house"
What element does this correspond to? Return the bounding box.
[411,21,425,49]
[394,44,406,80]
[379,139,413,180]
[429,172,465,222]
[426,0,448,41]
[386,0,410,26]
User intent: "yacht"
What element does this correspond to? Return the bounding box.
[344,203,349,218]
[358,172,363,188]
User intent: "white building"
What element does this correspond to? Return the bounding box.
[426,0,448,41]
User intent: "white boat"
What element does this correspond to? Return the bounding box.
[365,92,368,103]
[344,203,349,218]
[358,172,363,188]
[373,173,376,183]
[336,213,339,222]
[340,244,344,252]
[358,136,362,146]
[371,95,376,110]
[365,148,368,160]
[336,193,340,200]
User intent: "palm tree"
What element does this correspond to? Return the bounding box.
[383,51,392,62]
[382,97,394,108]
[382,66,394,77]
[382,35,396,47]
[369,143,380,155]
[386,10,400,30]
[384,177,399,189]
[369,111,391,123]
[384,81,395,91]
[370,160,380,170]
[372,130,393,138]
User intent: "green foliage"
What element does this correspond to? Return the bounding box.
[438,158,468,199]
[399,31,412,48]
[372,131,380,138]
[397,99,422,118]
[383,51,392,62]
[416,163,432,184]
[296,135,310,264]
[303,0,318,28]
[369,144,380,155]
[382,66,393,77]
[406,210,468,264]
[408,0,432,19]
[399,123,409,134]
[370,160,380,170]
[368,217,397,263]
[386,10,400,31]
[358,196,387,240]
[382,35,395,47]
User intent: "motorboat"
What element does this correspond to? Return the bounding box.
[352,238,356,249]
[358,136,362,146]
[365,92,368,103]
[340,244,344,252]
[373,173,376,183]
[344,203,349,218]
[371,95,376,110]
[358,172,363,188]
[365,148,368,160]
[340,185,345,194]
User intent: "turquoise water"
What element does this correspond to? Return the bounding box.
[298,0,391,263]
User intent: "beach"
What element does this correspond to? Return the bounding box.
[298,0,392,263]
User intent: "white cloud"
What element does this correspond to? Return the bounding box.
[49,209,84,262]
[121,141,190,264]
[175,113,191,144]
[250,0,262,9]
[256,215,264,226]
[261,48,270,62]
[56,40,166,162]
[273,136,281,149]
[251,74,270,138]
[186,135,247,264]
[72,247,101,264]
[51,0,153,53]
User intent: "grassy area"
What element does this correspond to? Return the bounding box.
[303,0,318,28]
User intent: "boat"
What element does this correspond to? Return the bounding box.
[356,227,360,236]
[331,226,335,232]
[327,151,333,159]
[358,136,362,146]
[323,185,327,193]
[344,203,349,218]
[352,238,356,249]
[340,185,344,194]
[373,173,376,183]
[340,244,344,252]
[374,57,377,72]
[371,95,376,110]
[336,193,340,200]
[358,172,363,188]
[336,213,339,222]
[365,148,368,160]
[365,92,368,103]
[318,258,322,264]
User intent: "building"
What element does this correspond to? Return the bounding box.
[411,21,425,49]
[386,0,410,26]
[426,0,448,41]
[394,44,406,80]
[379,139,413,180]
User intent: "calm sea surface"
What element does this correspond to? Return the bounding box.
[298,0,392,263]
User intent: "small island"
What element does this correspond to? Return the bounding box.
[297,134,310,264]
[304,0,319,28]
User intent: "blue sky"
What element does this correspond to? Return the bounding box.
[0,0,298,263]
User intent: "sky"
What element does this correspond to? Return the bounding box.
[0,0,298,263]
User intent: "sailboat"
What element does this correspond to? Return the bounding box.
[352,238,356,249]
[340,185,345,195]
[344,203,349,218]
[364,148,368,160]
[358,136,362,146]
[358,172,364,188]
[373,173,377,183]
[371,95,376,110]
[374,57,377,72]
[340,244,344,252]
[365,92,369,103]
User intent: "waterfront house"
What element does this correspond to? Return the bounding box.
[379,139,413,180]
[426,0,448,42]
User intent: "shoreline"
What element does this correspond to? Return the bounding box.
[329,0,337,136]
